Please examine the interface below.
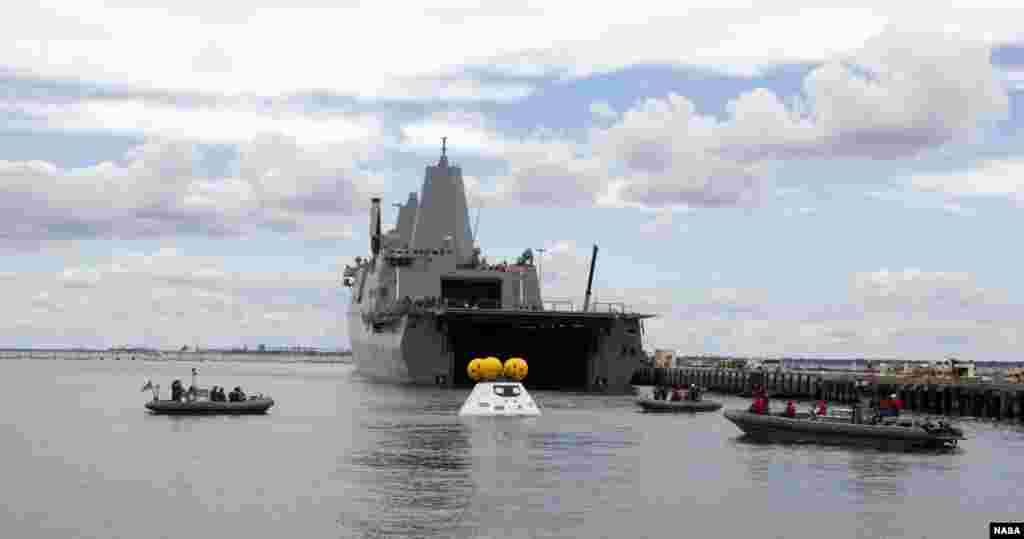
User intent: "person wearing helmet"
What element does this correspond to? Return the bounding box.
[889,393,903,416]
[879,393,902,418]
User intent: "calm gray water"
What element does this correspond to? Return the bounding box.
[1,359,1021,539]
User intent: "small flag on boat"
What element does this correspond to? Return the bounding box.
[140,380,154,392]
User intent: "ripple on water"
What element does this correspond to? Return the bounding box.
[1,361,1021,539]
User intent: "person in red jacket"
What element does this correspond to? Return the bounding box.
[881,393,903,417]
[816,400,828,417]
[785,400,797,418]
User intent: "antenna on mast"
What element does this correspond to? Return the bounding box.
[473,206,482,244]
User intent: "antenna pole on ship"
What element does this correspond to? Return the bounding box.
[535,247,545,292]
[583,244,598,312]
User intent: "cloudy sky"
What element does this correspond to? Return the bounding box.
[3,3,1024,359]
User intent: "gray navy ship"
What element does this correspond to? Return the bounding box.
[342,139,655,393]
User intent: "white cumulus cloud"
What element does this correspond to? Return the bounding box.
[0,248,348,349]
[473,30,1009,210]
[0,135,380,249]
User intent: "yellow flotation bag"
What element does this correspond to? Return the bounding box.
[467,358,486,382]
[503,357,528,381]
[481,356,503,381]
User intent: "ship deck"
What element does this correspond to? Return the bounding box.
[433,307,656,324]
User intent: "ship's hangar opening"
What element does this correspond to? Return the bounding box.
[443,312,603,390]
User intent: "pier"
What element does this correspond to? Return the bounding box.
[631,367,1024,421]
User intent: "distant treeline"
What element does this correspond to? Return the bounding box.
[0,348,353,356]
[208,349,353,356]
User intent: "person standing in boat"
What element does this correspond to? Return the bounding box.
[170,380,185,402]
[187,368,200,402]
[879,393,903,418]
[756,384,771,414]
[140,380,160,401]
[748,394,767,414]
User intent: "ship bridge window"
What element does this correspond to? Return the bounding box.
[493,385,521,397]
[441,277,501,308]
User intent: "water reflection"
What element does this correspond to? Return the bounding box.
[5,360,1019,539]
[528,428,636,479]
[841,450,913,500]
[343,420,475,538]
[461,417,637,537]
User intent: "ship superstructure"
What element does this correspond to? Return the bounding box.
[342,140,655,392]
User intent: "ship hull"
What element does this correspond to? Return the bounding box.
[347,310,411,383]
[347,306,649,393]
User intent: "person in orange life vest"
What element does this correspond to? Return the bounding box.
[880,393,902,417]
[785,400,797,418]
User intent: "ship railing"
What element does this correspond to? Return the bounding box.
[543,299,631,313]
[544,300,575,311]
[589,301,628,313]
[427,298,634,313]
[455,263,534,273]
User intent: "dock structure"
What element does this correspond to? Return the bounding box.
[631,367,1024,421]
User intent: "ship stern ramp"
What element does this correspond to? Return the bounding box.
[434,309,652,393]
